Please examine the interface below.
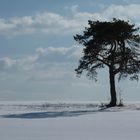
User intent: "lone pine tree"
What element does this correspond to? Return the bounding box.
[74,18,140,107]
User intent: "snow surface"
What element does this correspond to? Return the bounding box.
[0,101,140,140]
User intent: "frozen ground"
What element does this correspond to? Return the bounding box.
[0,101,140,140]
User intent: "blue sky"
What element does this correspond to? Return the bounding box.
[0,0,140,101]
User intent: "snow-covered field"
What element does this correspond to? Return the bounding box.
[0,101,140,140]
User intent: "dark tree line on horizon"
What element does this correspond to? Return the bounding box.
[74,18,140,107]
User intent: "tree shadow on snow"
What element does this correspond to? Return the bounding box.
[2,107,119,119]
[2,110,96,119]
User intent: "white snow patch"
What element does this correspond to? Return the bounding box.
[0,101,140,140]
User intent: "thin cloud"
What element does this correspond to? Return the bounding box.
[0,46,83,86]
[0,46,82,74]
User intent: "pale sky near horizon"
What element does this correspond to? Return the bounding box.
[0,0,140,101]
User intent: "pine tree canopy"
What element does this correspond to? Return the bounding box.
[74,18,140,82]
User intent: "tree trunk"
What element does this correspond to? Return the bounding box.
[107,68,117,107]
